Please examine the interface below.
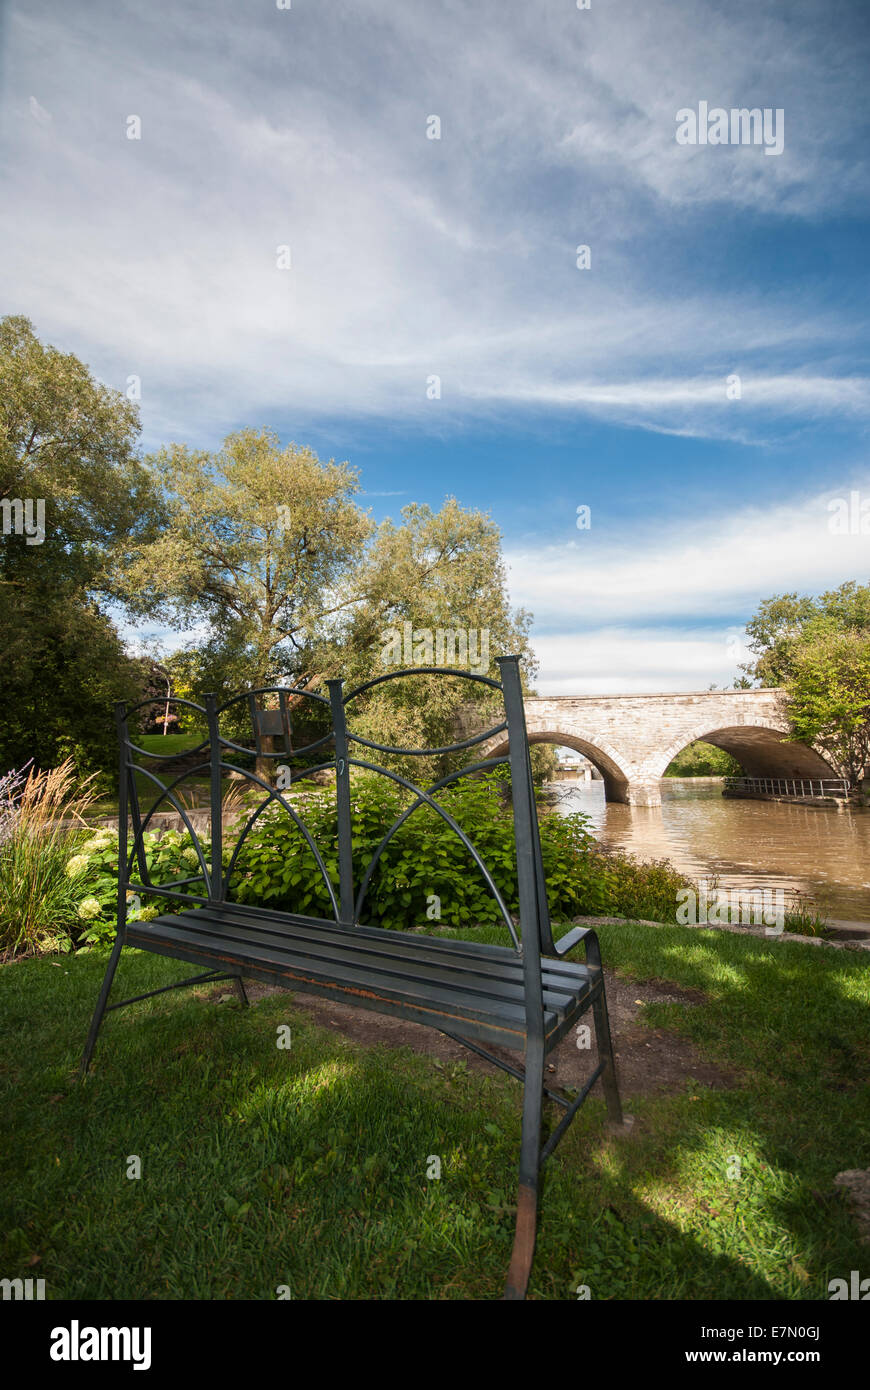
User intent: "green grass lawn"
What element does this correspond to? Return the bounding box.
[1,920,868,1300]
[137,734,208,755]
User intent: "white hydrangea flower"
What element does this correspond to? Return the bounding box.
[82,834,114,853]
[77,897,103,921]
[65,854,90,877]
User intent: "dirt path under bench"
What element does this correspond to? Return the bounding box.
[218,971,737,1101]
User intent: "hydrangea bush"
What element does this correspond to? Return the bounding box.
[57,828,213,948]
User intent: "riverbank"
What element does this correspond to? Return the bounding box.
[570,913,870,951]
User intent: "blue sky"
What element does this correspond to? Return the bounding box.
[2,0,869,691]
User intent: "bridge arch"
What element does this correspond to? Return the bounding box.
[486,729,632,803]
[515,690,840,806]
[650,720,837,783]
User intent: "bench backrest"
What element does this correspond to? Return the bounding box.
[115,656,559,972]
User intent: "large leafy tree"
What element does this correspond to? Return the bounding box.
[741,581,870,686]
[0,315,157,595]
[740,582,870,787]
[119,429,538,775]
[786,632,870,787]
[0,316,158,772]
[339,497,539,775]
[118,428,372,693]
[1,599,142,775]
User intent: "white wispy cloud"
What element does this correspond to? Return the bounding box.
[1,0,867,444]
[527,629,750,696]
[512,479,870,691]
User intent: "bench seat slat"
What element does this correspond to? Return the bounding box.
[126,908,592,1048]
[184,898,585,977]
[128,914,581,1021]
[132,913,585,1013]
[141,906,586,998]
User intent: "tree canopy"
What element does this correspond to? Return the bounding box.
[786,632,870,787]
[741,581,870,687]
[121,428,537,770]
[0,314,158,598]
[741,582,870,787]
[0,316,158,772]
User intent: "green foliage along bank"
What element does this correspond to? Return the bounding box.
[4,775,692,957]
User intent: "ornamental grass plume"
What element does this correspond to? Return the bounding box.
[0,758,99,958]
[0,763,29,850]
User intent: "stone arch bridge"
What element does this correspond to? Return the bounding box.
[483,688,835,806]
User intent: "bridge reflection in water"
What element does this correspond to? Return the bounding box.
[546,777,870,925]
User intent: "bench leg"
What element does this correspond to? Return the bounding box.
[592,986,624,1125]
[80,931,125,1078]
[504,1035,544,1301]
[233,975,250,1007]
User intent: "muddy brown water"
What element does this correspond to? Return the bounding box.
[547,777,870,925]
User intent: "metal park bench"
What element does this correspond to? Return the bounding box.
[81,655,624,1299]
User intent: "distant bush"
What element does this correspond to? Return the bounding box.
[584,846,695,923]
[664,741,742,777]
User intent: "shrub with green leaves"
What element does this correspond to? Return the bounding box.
[228,774,689,930]
[26,773,693,957]
[57,827,212,949]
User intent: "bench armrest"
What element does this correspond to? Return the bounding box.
[551,924,602,964]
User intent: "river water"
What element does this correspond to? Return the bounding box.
[546,777,870,924]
